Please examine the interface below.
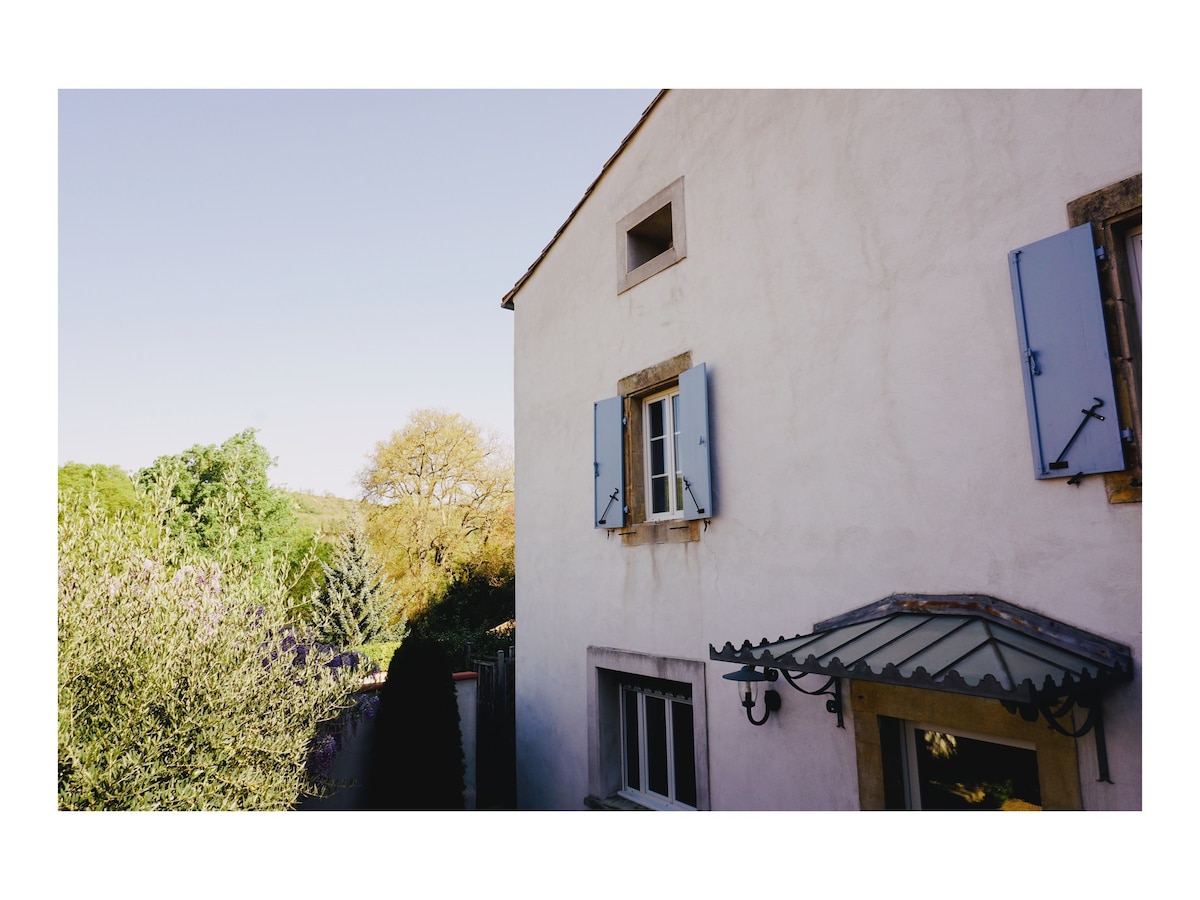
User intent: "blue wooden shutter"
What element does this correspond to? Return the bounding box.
[1009,224,1125,479]
[677,362,713,520]
[594,396,624,528]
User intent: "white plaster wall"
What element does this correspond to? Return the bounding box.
[512,90,1142,810]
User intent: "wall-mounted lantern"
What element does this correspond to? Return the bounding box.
[722,665,781,726]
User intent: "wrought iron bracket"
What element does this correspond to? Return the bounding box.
[1002,691,1112,783]
[774,668,844,728]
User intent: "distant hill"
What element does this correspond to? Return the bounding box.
[286,491,362,539]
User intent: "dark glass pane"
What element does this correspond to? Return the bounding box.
[645,695,668,796]
[672,701,696,807]
[913,729,1042,810]
[651,474,668,513]
[648,399,665,440]
[878,716,908,810]
[650,435,666,477]
[623,688,640,791]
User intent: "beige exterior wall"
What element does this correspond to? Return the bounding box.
[510,90,1141,810]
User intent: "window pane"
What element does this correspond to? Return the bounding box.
[623,688,640,791]
[651,475,668,513]
[645,695,668,796]
[648,399,665,440]
[649,395,668,513]
[671,395,682,510]
[672,701,696,807]
[650,435,666,478]
[913,729,1042,810]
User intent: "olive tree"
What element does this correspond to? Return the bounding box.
[57,482,361,810]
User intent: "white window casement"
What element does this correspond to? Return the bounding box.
[643,387,683,520]
[620,679,697,809]
[617,177,687,294]
[586,647,711,810]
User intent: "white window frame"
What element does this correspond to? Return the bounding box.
[586,647,711,810]
[642,386,683,521]
[618,681,696,811]
[901,720,1039,811]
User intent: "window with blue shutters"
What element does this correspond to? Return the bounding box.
[595,353,713,540]
[1009,224,1126,481]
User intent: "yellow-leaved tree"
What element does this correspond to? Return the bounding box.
[358,410,514,626]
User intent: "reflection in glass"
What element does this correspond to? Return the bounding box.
[913,729,1041,810]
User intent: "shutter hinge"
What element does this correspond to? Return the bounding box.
[1121,427,1135,443]
[1095,246,1106,261]
[1025,348,1040,377]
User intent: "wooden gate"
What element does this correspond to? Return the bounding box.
[471,647,515,809]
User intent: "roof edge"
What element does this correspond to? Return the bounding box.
[500,89,668,310]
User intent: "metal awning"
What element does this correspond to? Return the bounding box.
[710,594,1134,781]
[710,593,1133,705]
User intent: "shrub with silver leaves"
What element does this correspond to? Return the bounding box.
[58,484,363,810]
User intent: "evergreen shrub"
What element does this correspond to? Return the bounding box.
[309,515,407,648]
[364,635,465,809]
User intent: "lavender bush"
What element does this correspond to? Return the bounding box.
[58,484,364,810]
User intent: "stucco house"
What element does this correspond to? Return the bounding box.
[502,90,1141,810]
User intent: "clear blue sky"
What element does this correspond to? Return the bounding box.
[58,89,659,497]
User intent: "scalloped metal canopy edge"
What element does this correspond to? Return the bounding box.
[709,593,1134,705]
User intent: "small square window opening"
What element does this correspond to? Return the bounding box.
[626,203,673,272]
[616,177,686,293]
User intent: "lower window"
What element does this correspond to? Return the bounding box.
[586,647,710,810]
[620,679,697,809]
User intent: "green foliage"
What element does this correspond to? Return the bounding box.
[138,429,314,600]
[57,481,362,810]
[283,492,363,619]
[357,641,404,672]
[310,516,408,648]
[359,410,515,624]
[58,462,139,517]
[408,569,515,663]
[286,490,360,536]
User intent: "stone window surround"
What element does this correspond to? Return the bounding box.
[850,680,1082,810]
[617,176,687,294]
[585,646,711,811]
[617,351,701,546]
